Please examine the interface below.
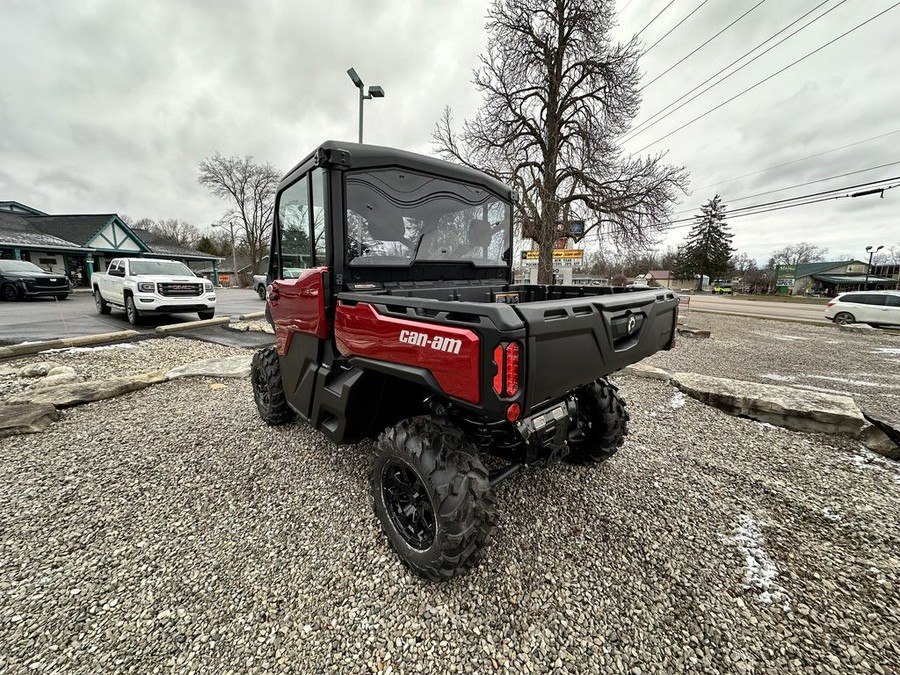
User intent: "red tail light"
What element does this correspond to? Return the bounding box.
[492,345,504,395]
[505,342,520,396]
[492,341,522,397]
[826,301,835,307]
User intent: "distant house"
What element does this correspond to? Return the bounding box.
[0,201,222,286]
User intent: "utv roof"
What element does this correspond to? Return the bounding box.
[281,140,514,200]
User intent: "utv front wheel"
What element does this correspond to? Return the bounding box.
[372,417,496,581]
[250,346,295,425]
[566,379,629,463]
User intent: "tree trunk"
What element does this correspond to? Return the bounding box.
[538,243,554,285]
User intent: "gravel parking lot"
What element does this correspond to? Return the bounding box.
[1,318,898,674]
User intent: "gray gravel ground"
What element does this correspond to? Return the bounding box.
[1,319,899,674]
[649,312,900,425]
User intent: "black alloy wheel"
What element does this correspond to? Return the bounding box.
[371,416,496,581]
[833,312,855,325]
[1,284,20,302]
[381,459,436,550]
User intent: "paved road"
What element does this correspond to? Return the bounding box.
[0,288,265,345]
[683,294,829,323]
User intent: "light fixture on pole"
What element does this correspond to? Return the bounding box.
[347,67,384,143]
[863,244,883,290]
[212,220,238,287]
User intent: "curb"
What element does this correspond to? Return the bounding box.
[237,311,266,321]
[155,317,232,334]
[0,330,140,360]
[684,308,828,325]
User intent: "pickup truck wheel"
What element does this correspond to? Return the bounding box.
[94,290,111,314]
[257,284,266,300]
[198,310,215,320]
[125,296,142,325]
[371,416,496,582]
[833,312,855,325]
[251,346,295,425]
[566,379,629,463]
[1,283,21,301]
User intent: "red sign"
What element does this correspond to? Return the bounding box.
[678,295,691,307]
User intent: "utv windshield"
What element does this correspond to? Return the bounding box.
[345,169,511,266]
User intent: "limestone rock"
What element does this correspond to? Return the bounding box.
[33,373,83,389]
[7,372,167,408]
[0,403,59,438]
[677,327,711,338]
[18,362,59,378]
[166,355,252,380]
[837,323,876,334]
[622,363,672,382]
[862,412,900,459]
[671,372,865,436]
[46,366,77,377]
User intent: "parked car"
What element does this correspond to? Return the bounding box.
[253,268,305,299]
[92,257,216,325]
[824,290,900,326]
[0,259,70,301]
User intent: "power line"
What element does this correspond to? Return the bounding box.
[635,0,676,40]
[691,129,900,192]
[634,1,900,153]
[663,175,900,227]
[674,160,900,215]
[624,0,839,142]
[643,0,711,55]
[639,0,767,92]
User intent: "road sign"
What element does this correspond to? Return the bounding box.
[520,249,584,267]
[678,295,691,307]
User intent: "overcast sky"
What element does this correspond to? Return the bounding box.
[1,0,897,263]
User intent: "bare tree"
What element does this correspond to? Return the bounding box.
[770,242,828,267]
[433,0,687,283]
[198,154,280,274]
[146,219,200,248]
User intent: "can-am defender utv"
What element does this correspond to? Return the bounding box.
[251,141,678,581]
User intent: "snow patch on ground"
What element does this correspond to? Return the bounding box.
[670,390,686,409]
[821,507,841,522]
[844,447,900,483]
[871,348,900,355]
[772,335,809,341]
[761,373,795,382]
[722,515,791,609]
[806,375,881,388]
[45,343,141,355]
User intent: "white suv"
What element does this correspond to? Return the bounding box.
[824,290,900,326]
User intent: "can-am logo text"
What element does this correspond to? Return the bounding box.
[399,329,462,355]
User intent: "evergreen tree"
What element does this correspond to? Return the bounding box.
[676,195,734,289]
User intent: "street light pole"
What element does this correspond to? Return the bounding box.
[864,244,884,290]
[347,67,385,143]
[213,220,238,287]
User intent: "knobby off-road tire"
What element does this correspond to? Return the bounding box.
[94,289,111,314]
[251,346,295,426]
[566,379,629,464]
[371,416,497,581]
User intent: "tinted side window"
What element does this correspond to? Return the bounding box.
[858,295,886,306]
[885,295,900,307]
[310,168,327,265]
[277,175,312,279]
[840,294,863,304]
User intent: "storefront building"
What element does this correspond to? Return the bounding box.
[0,201,221,285]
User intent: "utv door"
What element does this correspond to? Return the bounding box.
[267,168,331,419]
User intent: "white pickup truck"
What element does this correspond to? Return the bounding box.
[92,258,216,325]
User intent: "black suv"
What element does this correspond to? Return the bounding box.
[0,259,71,301]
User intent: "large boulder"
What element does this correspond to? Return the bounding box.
[7,372,167,408]
[166,355,252,380]
[0,403,59,438]
[671,372,865,436]
[862,412,900,460]
[17,362,59,378]
[33,372,83,389]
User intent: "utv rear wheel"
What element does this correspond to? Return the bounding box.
[371,417,496,581]
[566,379,629,463]
[251,346,295,425]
